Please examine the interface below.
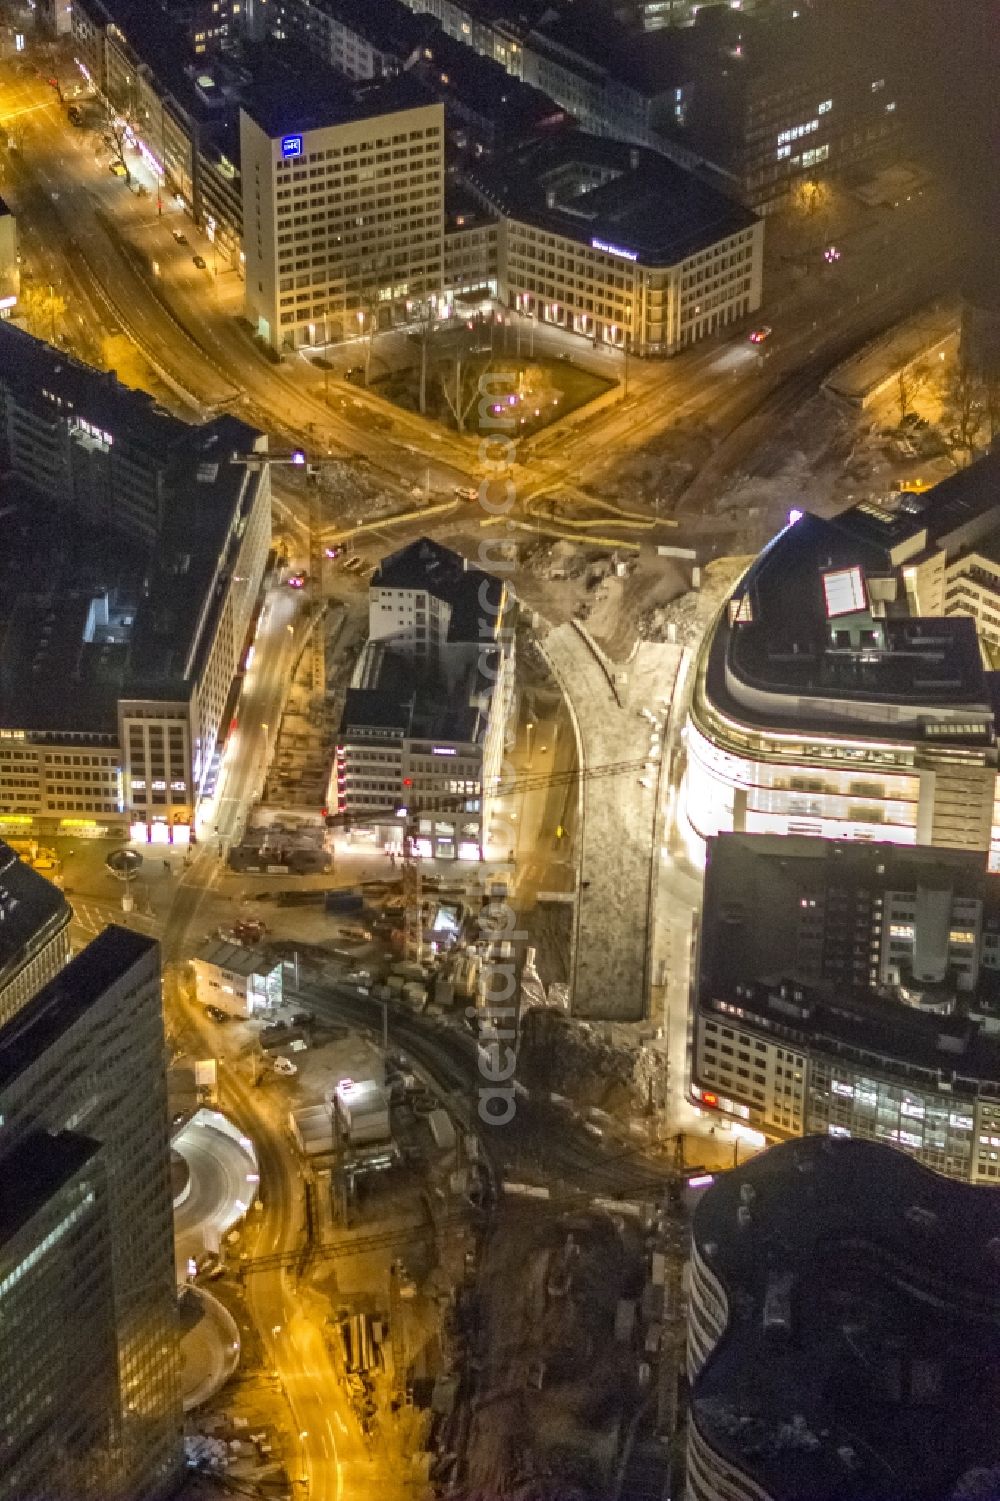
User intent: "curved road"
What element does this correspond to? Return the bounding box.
[172,1109,259,1279]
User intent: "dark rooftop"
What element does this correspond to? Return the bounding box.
[0,843,70,1014]
[912,446,1000,553]
[445,183,497,232]
[0,328,266,733]
[690,1135,1000,1501]
[342,648,485,745]
[412,22,565,134]
[0,1130,101,1247]
[0,926,157,1090]
[465,131,756,267]
[240,69,437,139]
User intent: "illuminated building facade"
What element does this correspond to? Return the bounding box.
[241,77,444,351]
[465,133,763,354]
[71,0,248,269]
[0,927,182,1500]
[692,834,1000,1186]
[332,538,515,860]
[683,462,1000,863]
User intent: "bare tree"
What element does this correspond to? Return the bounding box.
[439,356,479,433]
[983,374,1000,444]
[94,94,137,184]
[896,362,929,424]
[414,300,438,417]
[356,292,380,387]
[19,281,67,344]
[791,176,833,255]
[942,366,985,467]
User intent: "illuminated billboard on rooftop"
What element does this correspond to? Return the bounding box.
[822,565,867,619]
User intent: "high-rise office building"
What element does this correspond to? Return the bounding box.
[241,76,444,351]
[687,1137,1000,1501]
[0,324,272,845]
[692,834,1000,1184]
[0,841,72,1029]
[0,925,182,1500]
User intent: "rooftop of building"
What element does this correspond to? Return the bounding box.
[911,446,1000,554]
[465,130,756,267]
[342,642,488,745]
[0,330,266,733]
[194,939,276,976]
[712,507,996,740]
[0,926,156,1091]
[0,844,71,1002]
[289,0,427,58]
[412,22,566,131]
[524,0,691,94]
[699,833,1000,1086]
[690,1135,1000,1501]
[371,537,506,642]
[74,0,232,125]
[240,67,438,140]
[0,1129,101,1248]
[445,183,498,233]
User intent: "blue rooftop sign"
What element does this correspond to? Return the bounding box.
[281,135,303,159]
[591,237,638,262]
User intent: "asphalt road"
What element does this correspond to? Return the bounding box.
[172,1110,259,1279]
[1,55,962,542]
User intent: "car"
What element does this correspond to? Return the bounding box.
[205,1004,230,1024]
[273,1056,298,1076]
[192,254,207,269]
[453,486,478,502]
[172,228,188,244]
[230,919,266,943]
[67,106,83,126]
[108,161,127,177]
[749,325,772,345]
[287,572,306,589]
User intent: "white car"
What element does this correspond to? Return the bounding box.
[273,1056,298,1076]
